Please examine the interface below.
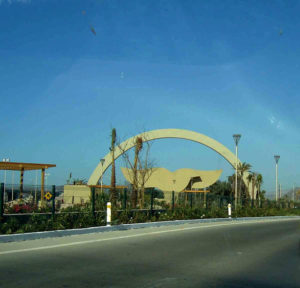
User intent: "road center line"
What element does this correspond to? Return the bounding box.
[0,218,298,255]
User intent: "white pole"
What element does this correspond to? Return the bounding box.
[101,165,103,193]
[235,145,238,208]
[275,163,278,201]
[106,202,111,226]
[280,184,282,199]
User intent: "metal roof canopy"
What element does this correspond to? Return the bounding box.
[1,162,56,205]
[0,162,56,171]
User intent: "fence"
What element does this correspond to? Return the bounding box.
[1,182,300,234]
[1,183,299,218]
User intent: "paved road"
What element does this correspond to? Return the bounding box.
[0,218,299,288]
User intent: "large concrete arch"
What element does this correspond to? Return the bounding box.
[88,128,250,192]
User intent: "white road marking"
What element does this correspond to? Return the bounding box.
[0,218,298,255]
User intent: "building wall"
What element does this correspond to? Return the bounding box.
[63,185,90,204]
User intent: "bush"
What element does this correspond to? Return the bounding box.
[1,206,299,235]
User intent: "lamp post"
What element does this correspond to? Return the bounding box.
[274,155,280,202]
[233,134,241,209]
[100,158,105,193]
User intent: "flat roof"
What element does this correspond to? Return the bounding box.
[0,162,56,171]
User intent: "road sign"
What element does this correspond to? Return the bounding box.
[45,192,52,201]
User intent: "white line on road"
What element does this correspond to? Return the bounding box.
[0,218,298,255]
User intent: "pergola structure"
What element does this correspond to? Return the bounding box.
[0,162,56,201]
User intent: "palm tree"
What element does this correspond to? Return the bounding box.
[247,173,253,203]
[237,162,252,203]
[250,172,257,204]
[256,174,263,206]
[110,128,117,206]
[227,175,235,198]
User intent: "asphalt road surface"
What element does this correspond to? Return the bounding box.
[0,218,299,288]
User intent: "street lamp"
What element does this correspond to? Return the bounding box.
[233,134,241,208]
[274,155,280,201]
[100,158,105,193]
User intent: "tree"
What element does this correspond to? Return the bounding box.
[227,174,235,197]
[110,128,117,205]
[237,162,252,201]
[256,173,263,206]
[137,140,155,208]
[118,133,156,209]
[247,173,253,199]
[131,137,143,208]
[210,180,232,197]
[247,172,257,202]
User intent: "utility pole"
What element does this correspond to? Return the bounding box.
[274,155,280,202]
[280,183,282,199]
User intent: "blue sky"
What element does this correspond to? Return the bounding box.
[1,0,300,196]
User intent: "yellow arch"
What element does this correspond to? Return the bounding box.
[88,128,250,190]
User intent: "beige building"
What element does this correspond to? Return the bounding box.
[121,167,222,192]
[62,185,90,206]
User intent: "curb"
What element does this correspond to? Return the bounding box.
[0,216,299,243]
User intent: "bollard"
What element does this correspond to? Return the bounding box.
[228,203,232,218]
[106,202,111,226]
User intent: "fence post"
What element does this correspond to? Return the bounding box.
[150,188,154,217]
[51,185,56,220]
[123,188,127,210]
[172,191,175,212]
[91,187,95,219]
[0,183,4,221]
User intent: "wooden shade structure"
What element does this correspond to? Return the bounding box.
[0,162,56,202]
